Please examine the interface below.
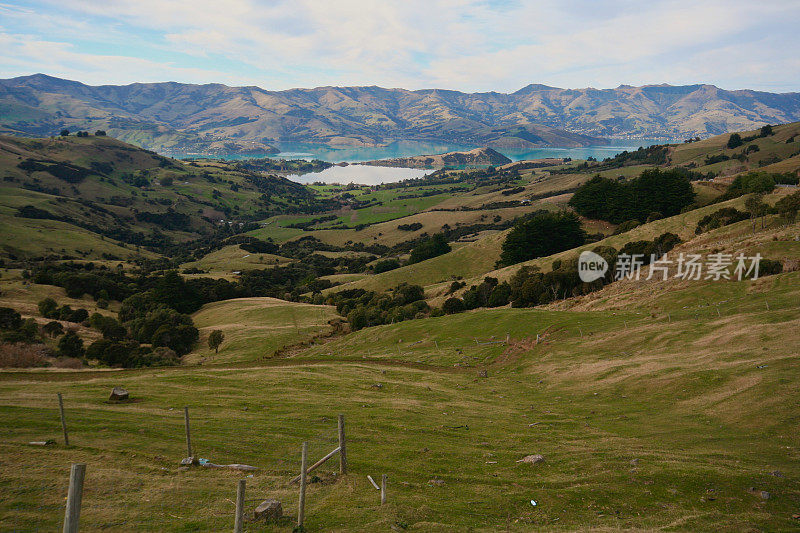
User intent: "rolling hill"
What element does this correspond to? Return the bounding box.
[0,119,799,532]
[3,74,800,152]
[0,134,321,260]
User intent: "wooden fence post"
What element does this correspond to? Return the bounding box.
[234,479,246,533]
[381,474,387,505]
[62,463,86,533]
[184,407,192,458]
[338,414,347,475]
[58,393,69,447]
[298,442,308,529]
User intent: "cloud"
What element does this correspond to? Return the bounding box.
[0,32,239,85]
[1,0,798,91]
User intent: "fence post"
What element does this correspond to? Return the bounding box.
[298,442,308,529]
[184,407,192,458]
[381,474,387,505]
[62,463,86,533]
[234,479,246,533]
[58,393,69,447]
[338,414,347,475]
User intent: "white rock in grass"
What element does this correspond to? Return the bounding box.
[517,454,545,465]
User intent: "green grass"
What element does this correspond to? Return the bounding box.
[0,212,153,261]
[187,297,340,364]
[0,269,798,531]
[180,245,292,275]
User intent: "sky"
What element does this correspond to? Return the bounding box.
[1,0,799,93]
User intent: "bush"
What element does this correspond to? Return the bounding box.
[87,340,178,368]
[0,307,22,330]
[38,298,59,318]
[613,220,641,235]
[128,307,198,355]
[759,259,783,277]
[397,222,423,231]
[727,133,743,149]
[373,259,401,274]
[442,297,465,315]
[721,172,776,200]
[695,207,749,234]
[42,321,65,338]
[408,234,451,264]
[58,331,84,358]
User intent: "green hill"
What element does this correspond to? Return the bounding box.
[0,134,321,261]
[0,120,799,532]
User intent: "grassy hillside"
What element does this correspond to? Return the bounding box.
[180,245,292,277]
[0,134,319,261]
[321,124,799,296]
[187,297,339,365]
[1,122,799,531]
[0,267,797,531]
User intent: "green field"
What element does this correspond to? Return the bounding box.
[1,265,798,531]
[1,123,800,532]
[187,297,340,365]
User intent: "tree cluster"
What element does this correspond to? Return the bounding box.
[568,168,695,224]
[498,211,585,267]
[330,284,428,331]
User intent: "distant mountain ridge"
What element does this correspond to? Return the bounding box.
[1,74,799,153]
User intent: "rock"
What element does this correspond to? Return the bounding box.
[180,457,199,466]
[428,479,445,486]
[109,387,129,401]
[760,491,770,500]
[630,458,639,466]
[517,454,545,465]
[253,499,282,521]
[477,370,488,378]
[370,383,383,389]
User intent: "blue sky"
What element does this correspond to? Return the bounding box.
[1,0,799,92]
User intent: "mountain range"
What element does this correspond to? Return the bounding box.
[1,74,799,154]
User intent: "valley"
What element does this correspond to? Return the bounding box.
[0,120,799,532]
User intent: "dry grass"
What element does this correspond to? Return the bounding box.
[0,343,52,368]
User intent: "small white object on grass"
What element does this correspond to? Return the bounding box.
[530,500,537,506]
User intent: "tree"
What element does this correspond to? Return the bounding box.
[94,130,107,136]
[569,169,694,224]
[42,321,65,338]
[744,194,768,233]
[373,259,401,274]
[208,330,225,354]
[38,297,59,318]
[727,133,743,149]
[499,211,586,266]
[59,129,70,137]
[442,297,465,315]
[760,124,773,137]
[58,331,85,358]
[775,191,800,224]
[408,234,451,264]
[0,307,22,330]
